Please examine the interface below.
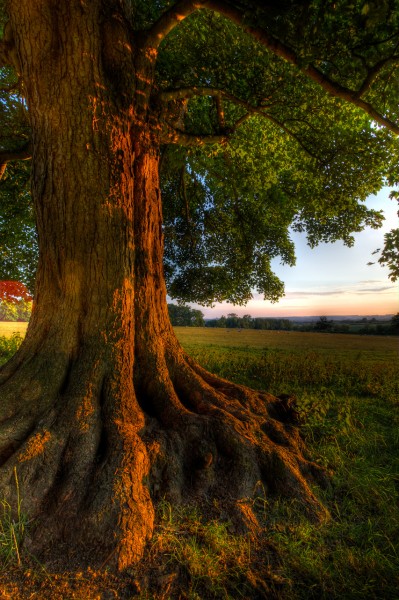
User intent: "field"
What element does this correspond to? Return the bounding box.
[0,325,398,598]
[0,321,28,337]
[175,326,398,360]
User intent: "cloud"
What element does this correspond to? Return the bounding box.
[356,286,396,293]
[286,290,343,298]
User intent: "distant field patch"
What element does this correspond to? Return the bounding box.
[0,322,28,337]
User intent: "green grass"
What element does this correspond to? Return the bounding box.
[172,327,399,599]
[0,326,398,598]
[175,327,399,361]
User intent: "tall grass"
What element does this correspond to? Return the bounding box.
[185,346,399,403]
[0,468,27,568]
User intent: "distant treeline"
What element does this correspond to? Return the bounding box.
[206,314,399,335]
[168,304,399,336]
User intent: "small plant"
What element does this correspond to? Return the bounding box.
[0,467,28,567]
[0,332,23,365]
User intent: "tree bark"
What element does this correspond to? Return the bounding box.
[0,0,327,570]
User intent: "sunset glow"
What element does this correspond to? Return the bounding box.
[192,189,399,319]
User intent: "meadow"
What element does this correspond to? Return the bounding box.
[0,324,398,598]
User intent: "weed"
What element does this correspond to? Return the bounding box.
[0,468,28,567]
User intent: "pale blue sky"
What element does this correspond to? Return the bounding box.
[193,188,398,318]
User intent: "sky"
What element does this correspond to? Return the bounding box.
[190,188,399,319]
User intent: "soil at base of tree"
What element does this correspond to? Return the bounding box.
[0,526,287,600]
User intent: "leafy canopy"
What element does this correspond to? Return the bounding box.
[0,0,398,302]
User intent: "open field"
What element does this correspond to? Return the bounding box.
[175,326,399,361]
[1,322,397,359]
[0,325,398,598]
[0,321,28,337]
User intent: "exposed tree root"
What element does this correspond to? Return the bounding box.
[0,337,329,571]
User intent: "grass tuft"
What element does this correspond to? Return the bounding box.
[0,468,28,568]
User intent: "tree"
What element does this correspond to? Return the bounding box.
[241,314,253,329]
[0,280,32,302]
[0,298,17,321]
[0,280,32,320]
[226,312,240,328]
[0,0,399,571]
[314,316,334,332]
[167,302,204,326]
[391,313,399,334]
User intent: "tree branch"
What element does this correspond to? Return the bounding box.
[0,39,13,68]
[214,94,225,130]
[161,126,228,146]
[0,143,31,180]
[159,86,272,114]
[146,0,399,133]
[203,0,399,135]
[0,78,22,93]
[160,86,320,157]
[143,0,210,50]
[355,55,399,98]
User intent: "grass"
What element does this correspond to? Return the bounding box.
[149,500,260,599]
[0,468,27,568]
[0,325,398,598]
[173,327,399,599]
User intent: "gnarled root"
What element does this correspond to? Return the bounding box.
[0,343,328,571]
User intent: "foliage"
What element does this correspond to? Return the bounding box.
[0,332,23,364]
[0,60,36,292]
[314,316,333,332]
[167,302,204,326]
[0,280,32,302]
[1,2,399,304]
[379,227,399,281]
[203,314,397,335]
[0,163,37,293]
[391,313,399,334]
[0,299,32,321]
[158,5,399,304]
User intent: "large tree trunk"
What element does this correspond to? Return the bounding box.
[0,0,327,570]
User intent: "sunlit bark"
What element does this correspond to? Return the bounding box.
[0,0,327,569]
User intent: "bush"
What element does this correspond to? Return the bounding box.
[0,333,23,365]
